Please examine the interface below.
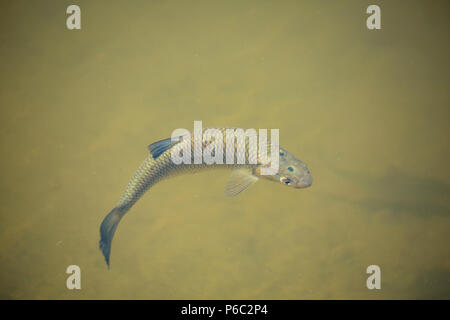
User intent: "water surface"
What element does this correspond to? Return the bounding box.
[0,0,449,299]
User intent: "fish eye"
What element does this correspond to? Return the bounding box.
[284,178,291,185]
[288,167,294,172]
[280,152,285,156]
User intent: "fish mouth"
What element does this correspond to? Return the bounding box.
[297,174,313,188]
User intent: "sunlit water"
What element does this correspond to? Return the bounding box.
[0,0,449,299]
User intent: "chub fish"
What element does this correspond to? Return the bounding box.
[99,127,312,267]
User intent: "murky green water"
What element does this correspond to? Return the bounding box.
[1,0,449,299]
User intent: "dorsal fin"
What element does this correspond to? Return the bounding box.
[148,136,181,159]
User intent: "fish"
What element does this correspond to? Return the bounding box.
[99,127,312,267]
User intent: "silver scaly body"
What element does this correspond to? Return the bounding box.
[99,127,312,267]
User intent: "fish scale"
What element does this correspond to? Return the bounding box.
[116,128,258,208]
[99,127,312,267]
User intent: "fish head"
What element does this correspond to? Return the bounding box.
[259,146,312,189]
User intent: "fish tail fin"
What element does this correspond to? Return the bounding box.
[99,206,125,268]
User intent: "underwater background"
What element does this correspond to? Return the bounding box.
[0,0,449,299]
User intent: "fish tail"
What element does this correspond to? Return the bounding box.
[99,206,126,268]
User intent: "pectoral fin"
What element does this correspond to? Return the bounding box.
[225,169,258,197]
